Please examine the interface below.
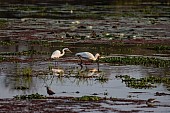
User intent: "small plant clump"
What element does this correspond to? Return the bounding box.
[14,86,29,90]
[151,45,170,51]
[21,67,32,76]
[28,40,51,47]
[15,5,47,11]
[73,95,102,101]
[0,56,16,62]
[0,50,49,56]
[0,19,8,28]
[116,75,170,89]
[14,93,47,100]
[0,57,8,62]
[95,75,109,83]
[101,56,170,67]
[0,41,16,46]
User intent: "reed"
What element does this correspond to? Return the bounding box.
[101,56,170,67]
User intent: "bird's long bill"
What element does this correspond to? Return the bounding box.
[68,49,72,53]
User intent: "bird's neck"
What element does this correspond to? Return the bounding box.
[61,49,65,57]
[94,54,99,61]
[46,87,49,91]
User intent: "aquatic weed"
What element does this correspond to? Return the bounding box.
[0,41,16,46]
[0,50,49,56]
[116,75,170,89]
[101,56,170,67]
[14,86,29,90]
[152,45,170,51]
[14,93,47,100]
[0,19,8,28]
[95,75,109,83]
[28,40,51,47]
[21,67,32,76]
[73,95,101,101]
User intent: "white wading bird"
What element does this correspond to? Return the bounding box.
[51,48,71,66]
[75,52,100,71]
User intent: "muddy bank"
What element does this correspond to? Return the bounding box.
[0,96,164,113]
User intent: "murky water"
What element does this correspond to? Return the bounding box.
[0,60,169,100]
[0,0,170,112]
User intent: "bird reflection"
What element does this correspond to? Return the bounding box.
[52,68,64,76]
[87,68,98,76]
[76,67,99,78]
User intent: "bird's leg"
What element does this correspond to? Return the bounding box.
[57,60,59,68]
[55,60,56,67]
[55,59,59,68]
[97,59,100,72]
[77,57,84,69]
[80,59,83,65]
[85,65,88,71]
[78,56,83,65]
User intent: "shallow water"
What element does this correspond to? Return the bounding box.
[0,61,169,98]
[1,61,170,112]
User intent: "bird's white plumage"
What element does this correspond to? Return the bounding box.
[75,52,99,61]
[51,48,71,59]
[51,48,71,66]
[75,52,100,71]
[51,50,62,58]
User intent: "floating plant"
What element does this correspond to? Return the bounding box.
[14,5,47,12]
[95,75,109,83]
[0,50,50,56]
[0,56,16,62]
[14,86,29,90]
[28,40,51,47]
[73,95,101,101]
[101,56,170,67]
[14,93,47,100]
[0,41,16,46]
[0,19,8,28]
[21,67,32,76]
[116,75,170,89]
[148,45,170,51]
